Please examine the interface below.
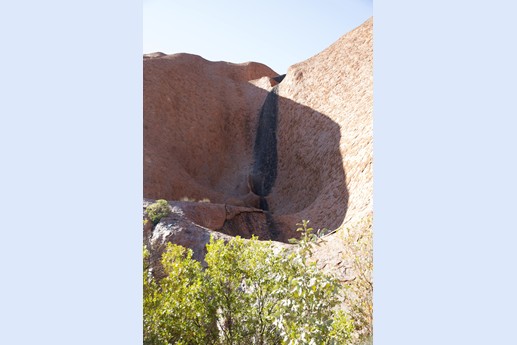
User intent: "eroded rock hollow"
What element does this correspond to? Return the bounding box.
[144,18,372,247]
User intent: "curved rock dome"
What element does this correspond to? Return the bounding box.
[144,18,372,242]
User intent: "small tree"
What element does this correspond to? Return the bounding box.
[204,236,285,344]
[143,235,355,344]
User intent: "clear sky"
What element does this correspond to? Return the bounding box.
[143,0,372,73]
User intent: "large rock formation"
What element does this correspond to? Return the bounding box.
[274,17,373,232]
[144,18,372,254]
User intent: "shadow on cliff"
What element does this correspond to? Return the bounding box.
[143,65,348,242]
[258,86,349,241]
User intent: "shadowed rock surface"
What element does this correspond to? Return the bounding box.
[144,18,373,255]
[273,18,373,231]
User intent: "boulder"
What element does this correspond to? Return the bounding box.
[144,199,290,277]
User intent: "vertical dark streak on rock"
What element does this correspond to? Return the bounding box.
[265,211,279,241]
[250,86,278,198]
[258,197,269,212]
[250,86,279,239]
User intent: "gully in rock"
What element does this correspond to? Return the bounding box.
[249,86,280,239]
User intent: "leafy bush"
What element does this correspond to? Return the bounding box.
[288,220,329,256]
[289,217,373,344]
[145,199,171,225]
[143,235,354,345]
[143,246,217,345]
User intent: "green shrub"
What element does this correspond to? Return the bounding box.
[143,245,217,345]
[143,236,354,345]
[288,220,329,256]
[329,310,355,344]
[145,199,171,225]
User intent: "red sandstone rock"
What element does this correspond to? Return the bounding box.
[274,17,373,232]
[144,17,373,245]
[144,54,277,206]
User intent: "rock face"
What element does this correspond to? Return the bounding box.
[274,17,373,231]
[144,54,277,207]
[144,18,373,248]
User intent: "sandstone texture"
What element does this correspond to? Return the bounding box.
[144,18,373,256]
[144,54,277,206]
[271,18,373,233]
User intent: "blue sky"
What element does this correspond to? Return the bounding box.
[143,0,372,73]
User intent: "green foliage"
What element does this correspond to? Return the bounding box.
[329,310,355,344]
[143,235,354,345]
[145,199,171,225]
[143,244,217,345]
[288,220,329,256]
[204,236,284,344]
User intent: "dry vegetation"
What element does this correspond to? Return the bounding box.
[339,214,373,342]
[310,213,373,344]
